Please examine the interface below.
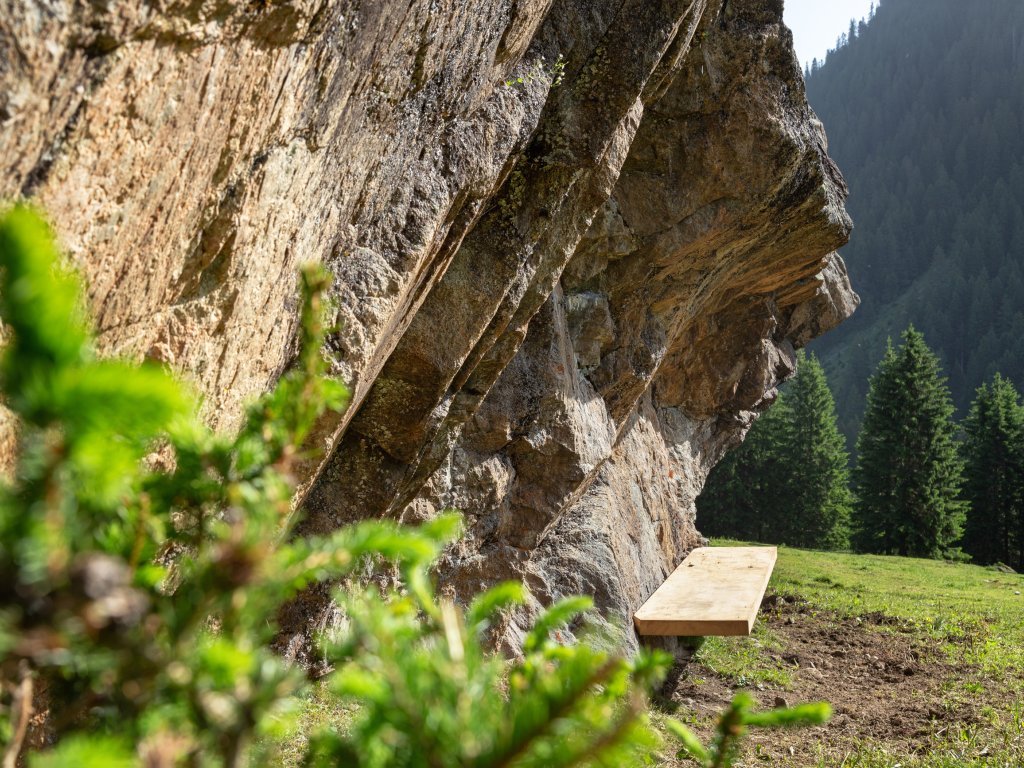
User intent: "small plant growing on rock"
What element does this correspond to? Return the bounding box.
[503,55,565,88]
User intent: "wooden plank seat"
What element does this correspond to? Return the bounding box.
[633,546,777,637]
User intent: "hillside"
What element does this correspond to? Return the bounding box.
[805,0,1024,439]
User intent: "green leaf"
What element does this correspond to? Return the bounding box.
[28,735,137,768]
[331,665,389,701]
[198,638,256,688]
[629,647,673,689]
[665,717,710,763]
[742,701,832,728]
[524,596,593,653]
[59,361,192,442]
[418,511,464,548]
[0,206,90,403]
[467,581,528,631]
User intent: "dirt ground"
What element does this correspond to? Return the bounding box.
[656,596,1014,766]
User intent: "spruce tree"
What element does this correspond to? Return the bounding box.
[780,352,853,550]
[961,373,1024,568]
[853,327,966,558]
[698,394,790,543]
[698,353,852,550]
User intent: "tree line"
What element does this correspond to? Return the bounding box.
[698,327,1024,570]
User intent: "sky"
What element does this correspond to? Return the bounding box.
[784,0,877,67]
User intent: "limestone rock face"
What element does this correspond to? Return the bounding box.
[1,0,855,652]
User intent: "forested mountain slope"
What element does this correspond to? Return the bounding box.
[806,0,1024,439]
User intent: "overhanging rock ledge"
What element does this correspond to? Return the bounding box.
[0,0,856,655]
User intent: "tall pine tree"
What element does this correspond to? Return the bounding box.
[697,394,790,544]
[781,352,853,550]
[961,373,1024,568]
[853,327,966,558]
[698,353,851,550]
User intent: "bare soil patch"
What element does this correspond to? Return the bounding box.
[656,596,1006,766]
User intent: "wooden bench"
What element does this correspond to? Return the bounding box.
[633,546,777,637]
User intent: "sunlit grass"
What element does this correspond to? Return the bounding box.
[691,623,793,689]
[277,683,356,766]
[716,539,1024,684]
[664,541,1024,766]
[809,710,1024,768]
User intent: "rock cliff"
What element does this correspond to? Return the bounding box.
[1,0,855,653]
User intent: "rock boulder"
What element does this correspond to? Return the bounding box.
[1,0,855,653]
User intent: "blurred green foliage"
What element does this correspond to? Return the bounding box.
[667,693,830,768]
